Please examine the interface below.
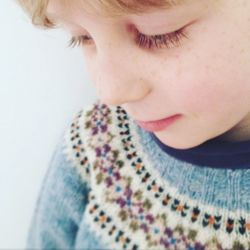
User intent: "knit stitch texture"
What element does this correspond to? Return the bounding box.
[26,99,250,250]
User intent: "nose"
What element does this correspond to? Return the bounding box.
[91,44,151,107]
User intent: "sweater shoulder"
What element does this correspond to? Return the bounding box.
[61,100,129,188]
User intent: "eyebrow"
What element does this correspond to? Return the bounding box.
[46,0,190,22]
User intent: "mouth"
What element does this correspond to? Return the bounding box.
[135,114,182,132]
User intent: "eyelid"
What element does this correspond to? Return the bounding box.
[136,28,189,50]
[67,21,194,49]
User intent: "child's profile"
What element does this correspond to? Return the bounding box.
[16,0,250,249]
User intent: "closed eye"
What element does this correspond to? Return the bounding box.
[67,26,189,50]
[134,27,189,49]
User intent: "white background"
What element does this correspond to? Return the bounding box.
[0,0,97,248]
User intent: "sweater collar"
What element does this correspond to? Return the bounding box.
[149,132,250,169]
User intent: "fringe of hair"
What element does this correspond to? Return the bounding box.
[16,0,56,29]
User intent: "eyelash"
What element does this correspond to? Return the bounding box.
[135,27,189,50]
[67,27,189,50]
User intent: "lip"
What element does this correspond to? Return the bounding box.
[136,114,182,132]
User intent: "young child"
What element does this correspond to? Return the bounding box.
[17,0,250,249]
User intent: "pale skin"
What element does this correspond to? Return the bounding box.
[47,0,250,149]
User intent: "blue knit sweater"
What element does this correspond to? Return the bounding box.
[26,99,250,250]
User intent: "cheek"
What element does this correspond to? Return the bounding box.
[173,65,249,122]
[169,48,250,119]
[169,9,250,116]
[169,71,250,143]
[178,81,227,116]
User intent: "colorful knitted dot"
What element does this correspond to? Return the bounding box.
[170,238,177,244]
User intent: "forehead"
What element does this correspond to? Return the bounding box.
[46,0,191,21]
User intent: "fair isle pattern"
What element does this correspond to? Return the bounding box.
[63,107,91,187]
[63,100,250,250]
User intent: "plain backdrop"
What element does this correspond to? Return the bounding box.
[0,0,98,248]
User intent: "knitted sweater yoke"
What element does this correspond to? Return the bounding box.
[60,100,250,250]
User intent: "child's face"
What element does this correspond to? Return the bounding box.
[48,0,250,149]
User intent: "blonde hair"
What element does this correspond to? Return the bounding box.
[15,0,182,29]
